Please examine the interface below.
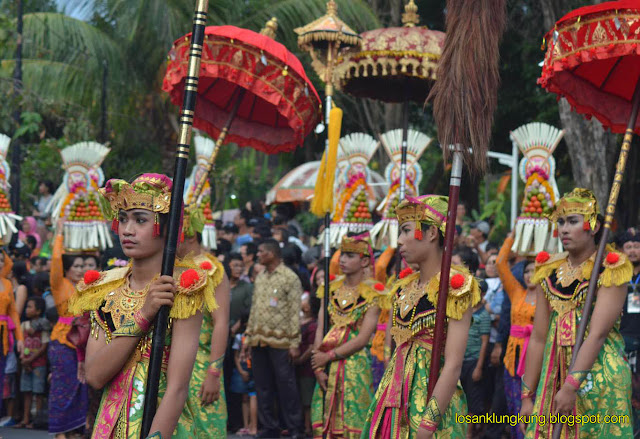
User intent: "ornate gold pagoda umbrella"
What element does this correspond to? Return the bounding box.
[335,0,444,204]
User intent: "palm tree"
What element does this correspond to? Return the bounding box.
[1,0,381,178]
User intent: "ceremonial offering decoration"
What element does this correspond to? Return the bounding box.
[184,135,217,250]
[0,134,21,242]
[48,142,112,251]
[370,128,431,249]
[328,133,379,247]
[510,122,564,255]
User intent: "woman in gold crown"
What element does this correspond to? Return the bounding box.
[69,174,217,439]
[361,195,480,439]
[310,231,384,439]
[520,188,633,438]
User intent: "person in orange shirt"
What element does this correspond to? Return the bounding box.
[47,229,87,438]
[0,250,24,418]
[495,231,536,439]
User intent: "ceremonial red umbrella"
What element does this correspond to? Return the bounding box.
[538,2,640,437]
[539,0,640,134]
[163,19,322,202]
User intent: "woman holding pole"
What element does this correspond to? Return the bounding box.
[520,188,633,438]
[69,174,216,438]
[361,195,480,439]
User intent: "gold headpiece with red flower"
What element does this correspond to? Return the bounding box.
[548,188,599,231]
[100,173,173,237]
[396,194,448,240]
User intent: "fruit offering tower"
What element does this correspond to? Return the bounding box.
[184,135,217,250]
[0,134,22,243]
[369,128,431,249]
[510,122,564,255]
[48,142,113,251]
[327,133,379,247]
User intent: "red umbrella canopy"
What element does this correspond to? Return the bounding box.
[163,24,322,154]
[539,0,640,134]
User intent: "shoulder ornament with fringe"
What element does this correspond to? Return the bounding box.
[69,266,130,315]
[532,247,632,288]
[390,266,480,321]
[174,257,219,317]
[70,262,217,320]
[532,251,567,285]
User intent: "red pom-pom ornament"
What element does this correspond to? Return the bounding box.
[606,252,619,265]
[84,270,100,284]
[200,261,213,270]
[180,269,200,288]
[374,283,385,291]
[536,251,550,264]
[329,274,336,281]
[450,274,465,290]
[398,267,414,279]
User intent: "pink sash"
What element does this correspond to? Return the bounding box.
[511,324,533,377]
[58,316,74,325]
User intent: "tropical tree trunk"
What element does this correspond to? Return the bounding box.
[539,0,618,210]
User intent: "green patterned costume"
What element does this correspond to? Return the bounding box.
[311,277,383,439]
[174,311,227,438]
[361,268,480,439]
[175,254,227,439]
[525,248,634,438]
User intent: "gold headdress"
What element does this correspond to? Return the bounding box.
[396,194,448,239]
[100,173,173,237]
[548,188,599,230]
[340,232,372,256]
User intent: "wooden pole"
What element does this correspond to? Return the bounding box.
[140,1,209,436]
[427,149,463,398]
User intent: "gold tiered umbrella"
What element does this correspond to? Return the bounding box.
[335,0,444,203]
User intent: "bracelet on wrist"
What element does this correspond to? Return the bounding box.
[328,350,336,361]
[133,310,151,333]
[207,365,221,377]
[419,418,438,432]
[421,396,441,431]
[565,375,581,391]
[521,379,535,400]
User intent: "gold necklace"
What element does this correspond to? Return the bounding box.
[332,283,359,311]
[556,257,589,288]
[396,278,427,319]
[103,273,153,330]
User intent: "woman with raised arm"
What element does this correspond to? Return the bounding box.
[49,222,87,438]
[69,174,216,439]
[495,231,536,439]
[361,195,480,439]
[520,188,633,438]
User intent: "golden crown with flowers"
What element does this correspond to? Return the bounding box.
[99,173,173,237]
[396,194,448,240]
[547,188,599,231]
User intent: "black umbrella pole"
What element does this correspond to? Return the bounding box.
[551,76,640,439]
[140,1,209,437]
